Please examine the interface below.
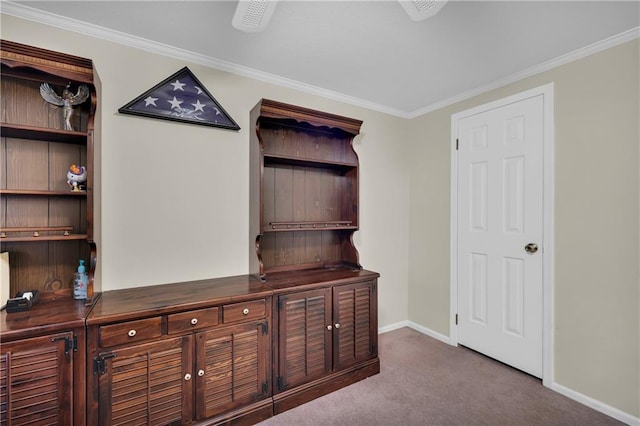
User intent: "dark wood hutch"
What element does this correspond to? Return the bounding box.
[1,41,379,425]
[0,40,98,425]
[249,99,380,414]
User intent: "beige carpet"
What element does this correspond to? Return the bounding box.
[258,327,621,426]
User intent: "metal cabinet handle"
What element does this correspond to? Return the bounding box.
[127,329,136,337]
[198,369,205,377]
[190,318,198,325]
[184,373,192,381]
[326,325,332,330]
[334,323,340,329]
[243,308,249,315]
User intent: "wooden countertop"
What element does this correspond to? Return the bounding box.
[2,267,380,332]
[264,267,380,293]
[1,297,93,341]
[87,274,272,325]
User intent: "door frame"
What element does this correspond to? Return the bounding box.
[449,83,555,385]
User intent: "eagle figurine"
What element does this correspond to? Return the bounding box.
[40,83,90,131]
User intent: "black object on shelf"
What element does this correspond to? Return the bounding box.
[6,290,39,313]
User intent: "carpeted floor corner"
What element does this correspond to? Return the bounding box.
[257,327,622,426]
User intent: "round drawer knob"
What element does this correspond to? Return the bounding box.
[190,318,198,325]
[184,373,192,381]
[127,329,137,337]
[334,323,340,329]
[326,325,332,330]
[198,369,205,377]
[243,308,249,315]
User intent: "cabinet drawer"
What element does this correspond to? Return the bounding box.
[99,317,163,348]
[167,307,219,334]
[223,299,266,323]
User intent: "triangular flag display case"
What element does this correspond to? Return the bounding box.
[119,67,240,130]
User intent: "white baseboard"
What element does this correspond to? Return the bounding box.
[379,320,453,346]
[379,321,639,425]
[549,382,640,426]
[406,321,453,345]
[378,320,409,334]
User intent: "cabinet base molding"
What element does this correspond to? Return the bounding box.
[273,357,381,415]
[197,399,274,426]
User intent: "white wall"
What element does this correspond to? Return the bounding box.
[0,14,410,328]
[407,39,640,419]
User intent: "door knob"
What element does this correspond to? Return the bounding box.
[524,243,538,254]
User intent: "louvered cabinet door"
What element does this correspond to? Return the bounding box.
[96,336,193,426]
[277,288,332,391]
[194,321,270,420]
[0,332,74,426]
[333,280,378,371]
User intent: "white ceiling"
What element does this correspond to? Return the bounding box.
[3,1,640,117]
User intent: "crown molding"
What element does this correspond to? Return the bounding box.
[408,26,640,119]
[0,1,411,118]
[2,2,638,120]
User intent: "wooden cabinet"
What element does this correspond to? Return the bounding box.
[277,287,332,390]
[250,99,363,278]
[270,271,379,414]
[250,99,380,414]
[194,321,270,421]
[93,322,270,426]
[2,48,379,424]
[0,298,91,425]
[0,39,98,300]
[1,332,75,425]
[94,336,192,425]
[276,279,380,390]
[87,277,273,426]
[332,280,378,371]
[0,39,97,426]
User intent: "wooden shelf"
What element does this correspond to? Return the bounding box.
[1,122,87,144]
[264,153,357,170]
[1,40,98,426]
[251,99,362,276]
[264,221,356,232]
[0,189,87,196]
[1,234,87,242]
[0,226,84,242]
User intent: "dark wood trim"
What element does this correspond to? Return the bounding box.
[196,398,273,425]
[0,189,87,196]
[1,39,94,84]
[257,99,362,136]
[1,122,89,143]
[273,357,380,414]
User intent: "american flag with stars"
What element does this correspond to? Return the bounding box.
[119,67,240,130]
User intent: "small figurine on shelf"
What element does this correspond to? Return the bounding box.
[40,82,90,131]
[67,164,87,191]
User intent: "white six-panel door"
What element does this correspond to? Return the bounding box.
[455,94,544,378]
